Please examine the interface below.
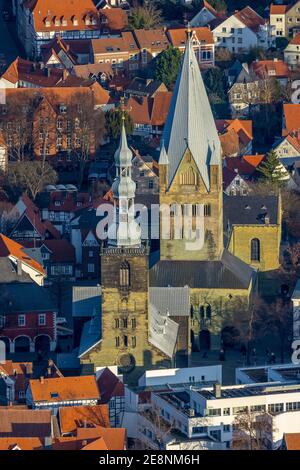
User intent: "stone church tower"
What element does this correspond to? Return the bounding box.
[83,120,166,379]
[159,34,223,261]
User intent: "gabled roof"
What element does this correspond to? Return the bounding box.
[53,426,126,450]
[289,31,300,45]
[162,35,221,190]
[128,91,172,127]
[283,432,300,450]
[234,6,265,33]
[91,32,139,54]
[30,376,100,402]
[252,59,289,79]
[59,405,109,434]
[133,29,170,50]
[167,27,214,48]
[283,103,300,136]
[270,3,291,15]
[1,57,65,87]
[225,155,265,176]
[99,7,128,31]
[0,233,45,275]
[0,437,44,450]
[0,408,51,437]
[97,368,124,403]
[25,0,99,33]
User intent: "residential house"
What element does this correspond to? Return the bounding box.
[0,83,109,161]
[98,7,128,34]
[72,63,114,83]
[224,154,265,180]
[133,29,170,68]
[96,367,125,427]
[0,57,67,89]
[168,27,215,67]
[284,32,300,67]
[223,167,251,196]
[16,0,100,59]
[41,36,90,67]
[273,134,300,162]
[125,78,168,99]
[0,281,58,354]
[292,279,300,341]
[52,426,126,450]
[131,152,159,196]
[228,59,288,116]
[282,103,300,136]
[0,408,53,439]
[213,6,274,53]
[38,189,92,235]
[270,3,290,37]
[0,361,33,404]
[216,119,253,156]
[91,32,140,71]
[190,0,225,28]
[58,404,110,436]
[270,0,300,38]
[0,233,45,285]
[26,375,100,413]
[128,91,172,137]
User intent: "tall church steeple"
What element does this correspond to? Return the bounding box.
[162,33,221,191]
[109,112,141,247]
[159,33,223,261]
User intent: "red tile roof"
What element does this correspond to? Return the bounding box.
[168,27,214,47]
[0,361,33,399]
[53,426,126,450]
[24,0,99,33]
[0,437,44,450]
[289,32,300,45]
[59,405,109,434]
[0,233,45,275]
[234,6,265,33]
[99,8,128,31]
[128,91,172,127]
[252,60,289,79]
[133,29,170,50]
[97,368,125,404]
[284,433,300,450]
[1,57,65,87]
[0,408,52,437]
[91,32,139,54]
[225,155,265,175]
[30,376,100,403]
[270,4,290,15]
[283,104,300,136]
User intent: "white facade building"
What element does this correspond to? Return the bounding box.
[138,365,222,388]
[143,381,300,449]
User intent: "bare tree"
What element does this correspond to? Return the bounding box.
[67,93,106,188]
[6,161,58,200]
[232,409,274,450]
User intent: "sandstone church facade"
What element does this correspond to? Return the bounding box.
[80,35,282,381]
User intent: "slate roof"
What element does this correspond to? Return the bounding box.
[149,304,179,358]
[78,311,102,358]
[149,286,190,317]
[0,282,58,312]
[223,195,279,226]
[0,258,32,283]
[162,35,221,190]
[149,249,254,290]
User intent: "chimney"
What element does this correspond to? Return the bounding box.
[44,437,52,449]
[17,259,22,276]
[40,376,44,384]
[62,69,69,81]
[264,214,270,225]
[213,382,221,398]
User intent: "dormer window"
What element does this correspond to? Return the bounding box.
[45,19,51,27]
[55,201,61,207]
[72,16,78,26]
[85,16,91,25]
[54,17,61,27]
[62,18,67,26]
[59,103,67,114]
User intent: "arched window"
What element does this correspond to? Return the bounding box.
[119,261,130,287]
[251,238,260,262]
[180,168,197,185]
[200,306,205,319]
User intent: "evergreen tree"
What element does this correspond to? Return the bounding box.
[105,109,134,140]
[155,46,182,89]
[257,150,287,186]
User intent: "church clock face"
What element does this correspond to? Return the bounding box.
[118,353,136,373]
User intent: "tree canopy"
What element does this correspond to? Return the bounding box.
[257,150,288,187]
[105,109,134,140]
[154,46,182,89]
[129,1,163,30]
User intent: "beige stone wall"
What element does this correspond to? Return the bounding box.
[228,224,281,272]
[159,151,223,261]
